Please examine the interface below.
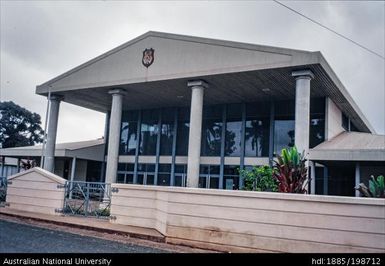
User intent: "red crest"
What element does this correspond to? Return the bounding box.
[142,48,154,68]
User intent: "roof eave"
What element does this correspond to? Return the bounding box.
[309,149,385,161]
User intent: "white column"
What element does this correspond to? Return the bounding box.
[69,157,76,199]
[43,95,62,172]
[99,112,110,182]
[105,89,125,184]
[186,80,208,188]
[292,70,314,157]
[70,157,77,182]
[355,162,360,197]
[309,161,316,194]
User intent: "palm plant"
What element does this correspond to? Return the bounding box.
[356,175,385,198]
[273,146,308,193]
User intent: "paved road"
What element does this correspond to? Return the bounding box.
[0,219,168,253]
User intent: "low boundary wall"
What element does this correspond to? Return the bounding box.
[110,184,385,253]
[6,167,66,215]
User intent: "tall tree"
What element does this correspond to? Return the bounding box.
[0,101,44,148]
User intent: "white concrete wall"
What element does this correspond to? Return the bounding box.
[6,167,66,215]
[110,184,385,253]
[326,97,345,140]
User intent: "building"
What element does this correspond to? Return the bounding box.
[29,31,384,196]
[0,139,105,182]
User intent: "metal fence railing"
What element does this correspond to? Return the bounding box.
[0,176,7,206]
[62,181,111,218]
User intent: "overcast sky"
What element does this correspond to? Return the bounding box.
[1,0,384,143]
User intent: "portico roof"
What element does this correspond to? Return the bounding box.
[36,31,374,133]
[309,132,385,161]
[0,139,105,161]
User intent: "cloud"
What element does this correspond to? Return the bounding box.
[1,0,384,141]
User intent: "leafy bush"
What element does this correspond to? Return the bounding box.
[356,175,385,198]
[95,208,110,217]
[239,165,278,192]
[273,146,308,193]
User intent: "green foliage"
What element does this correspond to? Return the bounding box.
[239,165,278,192]
[273,146,308,193]
[356,175,385,198]
[96,208,111,217]
[63,205,85,215]
[0,101,44,148]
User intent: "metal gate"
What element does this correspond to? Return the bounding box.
[62,181,111,218]
[0,176,7,206]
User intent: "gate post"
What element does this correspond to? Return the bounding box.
[85,183,90,216]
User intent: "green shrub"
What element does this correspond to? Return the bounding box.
[239,165,278,192]
[96,208,110,217]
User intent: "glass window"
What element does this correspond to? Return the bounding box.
[275,100,295,117]
[119,111,138,155]
[175,164,187,173]
[310,117,325,148]
[176,107,190,156]
[118,163,124,171]
[310,98,325,148]
[198,176,207,189]
[274,100,295,155]
[201,105,223,156]
[245,102,270,157]
[199,165,220,188]
[160,109,175,155]
[146,174,155,185]
[117,173,125,183]
[174,164,187,187]
[310,97,325,114]
[245,119,269,157]
[158,164,171,186]
[225,104,242,157]
[137,164,155,185]
[116,163,134,184]
[139,109,159,155]
[274,120,295,154]
[223,165,240,190]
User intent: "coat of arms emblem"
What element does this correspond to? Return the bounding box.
[142,48,154,68]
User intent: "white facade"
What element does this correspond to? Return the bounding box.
[26,31,384,196]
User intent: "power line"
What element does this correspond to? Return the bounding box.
[273,0,385,60]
